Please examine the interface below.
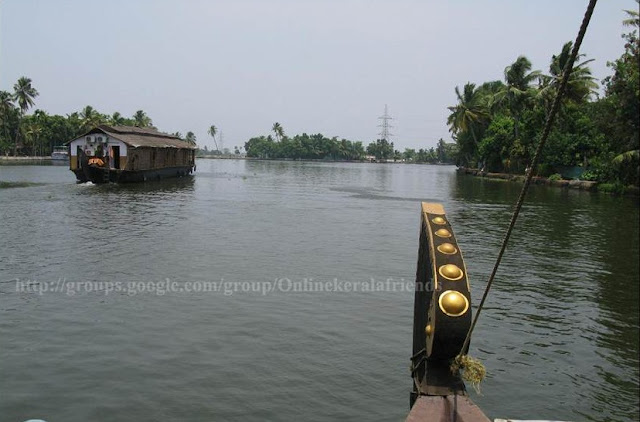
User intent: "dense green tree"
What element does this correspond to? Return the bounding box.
[599,9,639,184]
[446,8,638,187]
[244,133,365,161]
[366,139,394,160]
[110,112,127,125]
[403,148,416,162]
[185,131,197,145]
[132,110,152,127]
[0,91,17,154]
[80,105,106,130]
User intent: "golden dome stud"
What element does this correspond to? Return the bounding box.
[425,324,432,335]
[439,264,464,281]
[431,216,446,225]
[435,228,451,238]
[438,290,469,317]
[437,243,457,255]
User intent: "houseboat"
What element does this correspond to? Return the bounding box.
[66,125,196,183]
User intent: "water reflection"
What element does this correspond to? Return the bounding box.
[450,173,639,421]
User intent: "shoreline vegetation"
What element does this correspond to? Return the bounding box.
[445,6,639,190]
[458,167,639,196]
[1,154,637,196]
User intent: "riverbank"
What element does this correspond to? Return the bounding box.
[196,155,248,160]
[196,156,457,165]
[0,156,53,161]
[458,167,639,196]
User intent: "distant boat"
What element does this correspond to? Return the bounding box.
[65,125,196,183]
[51,146,69,161]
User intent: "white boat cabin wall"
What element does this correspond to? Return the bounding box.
[69,135,128,170]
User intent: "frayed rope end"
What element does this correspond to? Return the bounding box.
[451,354,486,395]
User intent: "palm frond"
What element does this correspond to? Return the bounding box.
[613,149,640,164]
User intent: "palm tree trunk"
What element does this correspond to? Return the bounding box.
[13,126,19,156]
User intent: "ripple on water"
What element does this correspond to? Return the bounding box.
[0,162,638,422]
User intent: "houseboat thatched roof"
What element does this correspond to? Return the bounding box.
[69,125,197,149]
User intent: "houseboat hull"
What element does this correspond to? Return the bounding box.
[74,164,194,184]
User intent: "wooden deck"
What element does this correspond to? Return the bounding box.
[406,395,491,422]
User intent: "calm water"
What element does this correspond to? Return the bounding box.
[1,160,638,422]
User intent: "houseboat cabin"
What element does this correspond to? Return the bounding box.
[67,125,196,183]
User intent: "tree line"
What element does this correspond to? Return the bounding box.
[0,84,197,156]
[447,3,639,186]
[243,122,458,164]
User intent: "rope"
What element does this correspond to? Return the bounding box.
[458,0,599,358]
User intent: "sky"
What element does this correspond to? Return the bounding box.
[0,0,634,151]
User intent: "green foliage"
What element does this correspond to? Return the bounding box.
[366,139,394,160]
[0,77,166,156]
[447,82,489,166]
[536,163,555,177]
[548,173,562,181]
[597,182,627,195]
[447,12,639,186]
[244,133,366,161]
[478,114,513,172]
[579,170,598,181]
[132,110,153,128]
[185,131,196,145]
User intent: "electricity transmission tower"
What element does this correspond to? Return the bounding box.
[378,104,393,141]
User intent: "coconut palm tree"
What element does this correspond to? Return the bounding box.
[0,92,17,155]
[111,112,126,126]
[13,77,38,114]
[80,105,104,129]
[208,125,219,151]
[539,41,598,112]
[32,109,49,155]
[0,91,14,142]
[495,56,540,140]
[476,80,506,115]
[0,91,14,115]
[623,0,639,27]
[12,77,39,155]
[133,110,152,127]
[185,131,197,145]
[272,122,284,142]
[24,121,43,156]
[447,83,488,159]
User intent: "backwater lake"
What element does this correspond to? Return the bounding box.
[1,159,638,421]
